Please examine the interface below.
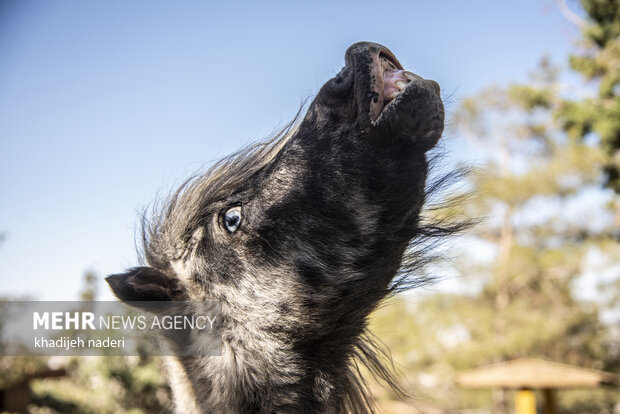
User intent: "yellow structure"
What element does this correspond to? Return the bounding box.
[456,358,618,414]
[515,389,536,414]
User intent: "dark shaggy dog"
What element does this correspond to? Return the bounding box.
[107,42,450,413]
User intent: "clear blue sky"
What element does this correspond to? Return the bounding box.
[0,0,581,300]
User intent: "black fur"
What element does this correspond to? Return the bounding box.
[107,42,452,413]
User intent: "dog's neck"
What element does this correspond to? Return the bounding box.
[163,335,378,414]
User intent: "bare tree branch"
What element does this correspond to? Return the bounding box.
[554,0,586,28]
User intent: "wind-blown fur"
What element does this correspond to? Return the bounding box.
[107,42,462,413]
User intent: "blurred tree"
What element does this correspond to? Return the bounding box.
[555,0,620,193]
[0,271,173,413]
[32,271,172,414]
[79,271,98,302]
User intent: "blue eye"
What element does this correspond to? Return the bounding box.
[224,206,242,232]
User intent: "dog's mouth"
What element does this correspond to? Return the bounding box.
[369,50,426,123]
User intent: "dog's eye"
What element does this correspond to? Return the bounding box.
[223,206,242,233]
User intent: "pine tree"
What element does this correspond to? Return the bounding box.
[556,0,620,192]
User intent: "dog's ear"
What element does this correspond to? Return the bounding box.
[106,267,187,302]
